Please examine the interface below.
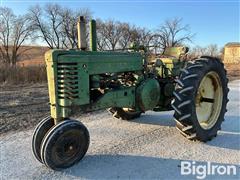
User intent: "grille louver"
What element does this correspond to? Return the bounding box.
[57,62,79,100]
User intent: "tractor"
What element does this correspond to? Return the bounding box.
[32,17,229,170]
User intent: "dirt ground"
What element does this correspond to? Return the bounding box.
[0,84,106,135]
[0,84,49,135]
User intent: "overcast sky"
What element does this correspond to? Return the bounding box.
[1,0,239,47]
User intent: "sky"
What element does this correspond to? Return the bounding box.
[1,0,239,48]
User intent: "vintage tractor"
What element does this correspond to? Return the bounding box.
[32,17,229,170]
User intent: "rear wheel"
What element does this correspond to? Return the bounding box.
[108,107,142,120]
[172,57,229,142]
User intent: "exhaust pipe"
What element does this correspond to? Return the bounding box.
[77,16,97,51]
[77,16,87,50]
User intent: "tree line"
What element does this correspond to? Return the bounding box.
[0,4,221,66]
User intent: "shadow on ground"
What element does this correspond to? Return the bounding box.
[131,112,240,151]
[207,115,240,151]
[130,111,175,127]
[52,154,239,179]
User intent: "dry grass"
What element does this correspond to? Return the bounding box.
[0,63,239,85]
[16,46,48,67]
[0,46,48,84]
[0,65,47,84]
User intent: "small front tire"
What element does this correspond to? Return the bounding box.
[40,119,90,170]
[32,116,54,163]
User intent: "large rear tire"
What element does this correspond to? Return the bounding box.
[172,57,229,142]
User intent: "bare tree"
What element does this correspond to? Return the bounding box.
[28,4,92,49]
[96,19,124,51]
[28,4,63,49]
[131,27,153,49]
[0,7,12,64]
[45,4,63,48]
[60,9,78,49]
[97,17,194,53]
[154,17,194,53]
[190,45,207,58]
[61,8,92,49]
[206,44,219,57]
[118,22,132,50]
[97,19,153,51]
[189,44,221,59]
[97,19,126,51]
[0,7,33,66]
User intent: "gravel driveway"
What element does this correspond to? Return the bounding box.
[1,80,240,179]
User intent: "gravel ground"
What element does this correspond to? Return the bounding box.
[0,80,240,179]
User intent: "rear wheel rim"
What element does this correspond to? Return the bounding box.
[195,71,223,129]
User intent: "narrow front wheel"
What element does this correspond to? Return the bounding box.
[32,116,54,163]
[40,119,90,170]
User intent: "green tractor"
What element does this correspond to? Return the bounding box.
[32,17,229,170]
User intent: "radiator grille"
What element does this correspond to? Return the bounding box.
[57,62,79,100]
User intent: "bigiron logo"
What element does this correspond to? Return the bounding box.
[180,161,239,179]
